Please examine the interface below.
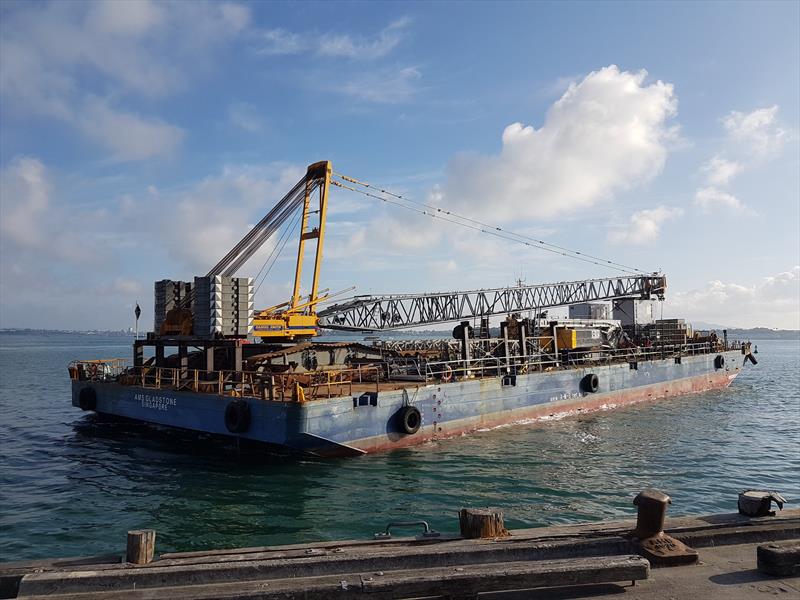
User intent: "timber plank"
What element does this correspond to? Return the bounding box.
[17,536,632,597]
[16,555,649,600]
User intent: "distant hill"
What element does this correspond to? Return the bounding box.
[724,328,799,340]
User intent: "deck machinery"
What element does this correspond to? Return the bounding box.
[71,160,754,456]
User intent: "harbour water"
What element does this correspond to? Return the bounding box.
[1,333,798,561]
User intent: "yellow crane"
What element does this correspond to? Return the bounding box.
[251,160,331,340]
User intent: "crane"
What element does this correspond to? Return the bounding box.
[317,275,666,331]
[162,159,665,341]
[250,161,332,340]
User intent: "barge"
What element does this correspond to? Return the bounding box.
[70,340,751,456]
[68,161,757,456]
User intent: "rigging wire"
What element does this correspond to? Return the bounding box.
[331,179,642,274]
[253,207,303,297]
[333,172,647,275]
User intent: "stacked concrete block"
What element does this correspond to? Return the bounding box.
[154,280,192,332]
[193,276,253,337]
[651,319,689,346]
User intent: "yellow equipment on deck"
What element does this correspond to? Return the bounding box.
[252,161,331,341]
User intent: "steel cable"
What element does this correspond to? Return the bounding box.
[331,180,643,274]
[333,172,646,275]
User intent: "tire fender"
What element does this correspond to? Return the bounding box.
[225,400,251,433]
[78,387,97,411]
[397,405,422,435]
[581,373,599,393]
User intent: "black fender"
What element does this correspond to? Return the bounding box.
[78,387,97,411]
[581,373,599,393]
[396,405,422,435]
[714,355,725,369]
[224,400,251,433]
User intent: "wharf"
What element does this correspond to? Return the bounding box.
[1,507,798,599]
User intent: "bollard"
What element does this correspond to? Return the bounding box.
[127,530,156,565]
[630,490,698,567]
[632,489,671,539]
[458,508,510,539]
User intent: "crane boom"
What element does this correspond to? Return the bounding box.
[318,275,666,331]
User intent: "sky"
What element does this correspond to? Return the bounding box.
[1,0,798,331]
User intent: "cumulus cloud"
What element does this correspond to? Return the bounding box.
[0,156,311,328]
[0,158,49,249]
[0,157,93,262]
[694,187,752,215]
[147,164,305,272]
[608,206,683,245]
[440,65,678,220]
[700,156,743,186]
[692,106,786,215]
[668,267,800,329]
[722,105,786,158]
[0,0,249,160]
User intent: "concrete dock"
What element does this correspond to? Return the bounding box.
[1,508,797,599]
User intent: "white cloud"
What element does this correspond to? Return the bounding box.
[318,18,410,59]
[0,157,50,249]
[85,0,166,37]
[0,157,310,328]
[99,278,144,296]
[0,1,248,160]
[227,102,265,133]
[694,187,753,215]
[256,17,410,59]
[257,28,309,55]
[700,155,743,186]
[722,105,786,159]
[218,3,251,32]
[0,157,97,263]
[608,205,683,244]
[151,164,305,272]
[668,267,800,329]
[337,66,421,103]
[693,106,786,216]
[79,97,184,161]
[440,65,678,221]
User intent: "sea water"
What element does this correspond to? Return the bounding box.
[1,333,798,560]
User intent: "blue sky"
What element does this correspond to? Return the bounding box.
[1,0,798,330]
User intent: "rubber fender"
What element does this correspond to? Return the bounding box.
[714,355,725,369]
[224,399,251,434]
[581,373,599,393]
[78,387,97,411]
[397,405,422,435]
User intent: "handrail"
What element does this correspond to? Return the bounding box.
[69,339,745,399]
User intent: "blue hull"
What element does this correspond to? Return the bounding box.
[73,351,744,456]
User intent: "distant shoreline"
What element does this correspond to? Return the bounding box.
[1,327,798,340]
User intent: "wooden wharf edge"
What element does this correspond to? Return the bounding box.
[15,557,651,600]
[2,509,798,599]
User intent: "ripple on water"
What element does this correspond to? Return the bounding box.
[0,334,798,560]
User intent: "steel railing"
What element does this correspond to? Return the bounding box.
[69,339,746,400]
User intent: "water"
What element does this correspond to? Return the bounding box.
[1,333,798,561]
